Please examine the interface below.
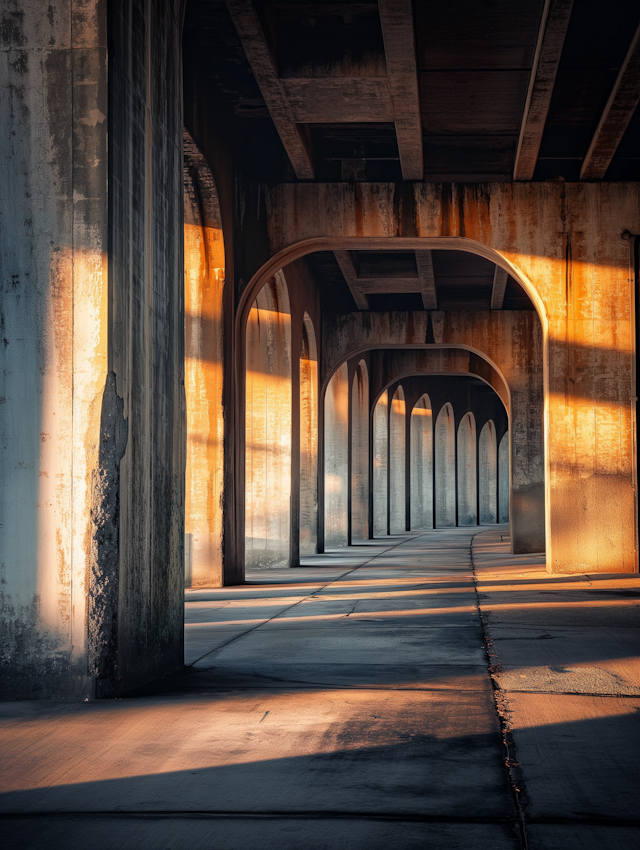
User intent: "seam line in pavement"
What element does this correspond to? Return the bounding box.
[186,535,424,667]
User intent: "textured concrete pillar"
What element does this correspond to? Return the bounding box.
[351,361,369,542]
[499,431,510,523]
[410,394,433,529]
[373,392,389,537]
[245,273,292,568]
[457,413,477,526]
[479,421,498,524]
[389,386,407,533]
[325,362,349,547]
[184,135,225,587]
[299,314,318,556]
[435,403,456,527]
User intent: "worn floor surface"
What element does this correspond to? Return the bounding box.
[1,528,639,849]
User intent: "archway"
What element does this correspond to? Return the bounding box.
[300,314,318,556]
[479,420,498,524]
[457,413,477,527]
[373,391,389,537]
[324,362,349,548]
[435,403,456,528]
[389,386,407,535]
[351,360,369,543]
[410,394,433,530]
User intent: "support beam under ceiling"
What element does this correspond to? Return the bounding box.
[513,0,574,182]
[334,251,369,310]
[378,0,424,181]
[580,22,640,181]
[225,0,315,180]
[416,251,437,310]
[491,266,509,310]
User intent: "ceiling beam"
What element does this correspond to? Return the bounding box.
[378,0,423,181]
[513,0,574,181]
[334,251,369,310]
[225,0,314,180]
[280,78,393,123]
[416,251,437,309]
[491,266,509,310]
[580,21,640,180]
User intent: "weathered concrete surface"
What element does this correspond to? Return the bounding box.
[244,182,639,573]
[324,363,349,548]
[350,361,369,542]
[0,1,184,698]
[473,530,640,845]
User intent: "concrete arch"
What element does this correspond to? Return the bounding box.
[389,386,407,534]
[499,431,510,524]
[245,272,292,569]
[435,403,456,528]
[300,313,318,556]
[479,420,498,524]
[324,361,349,548]
[351,360,370,543]
[410,394,433,530]
[457,413,477,527]
[373,391,389,537]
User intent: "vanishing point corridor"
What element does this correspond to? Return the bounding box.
[3,528,639,848]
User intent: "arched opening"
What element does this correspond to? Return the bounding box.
[389,385,407,534]
[410,394,433,530]
[457,412,477,527]
[499,431,510,524]
[479,420,498,524]
[373,391,389,537]
[351,360,369,543]
[245,272,292,568]
[324,361,349,548]
[300,314,318,556]
[435,403,456,528]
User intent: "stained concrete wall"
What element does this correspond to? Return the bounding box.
[479,421,498,524]
[499,432,510,524]
[389,386,407,534]
[0,0,185,698]
[351,361,369,543]
[245,274,292,568]
[457,413,478,526]
[324,362,349,548]
[410,394,434,530]
[184,132,225,588]
[435,403,456,528]
[373,392,389,537]
[299,314,318,556]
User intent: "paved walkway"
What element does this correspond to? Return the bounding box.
[2,528,639,849]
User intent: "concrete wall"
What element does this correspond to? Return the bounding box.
[373,392,389,537]
[389,386,407,534]
[457,413,478,527]
[245,273,292,569]
[351,361,369,543]
[479,421,498,524]
[410,394,433,530]
[435,403,456,528]
[0,0,184,699]
[324,362,349,548]
[499,432,510,524]
[299,314,318,556]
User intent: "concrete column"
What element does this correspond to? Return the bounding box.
[373,392,389,537]
[389,386,407,533]
[479,421,498,524]
[299,314,318,556]
[410,394,434,529]
[435,403,456,527]
[325,362,349,547]
[457,413,478,526]
[245,273,292,568]
[351,361,369,542]
[499,431,510,523]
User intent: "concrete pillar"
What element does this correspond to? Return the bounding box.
[351,361,369,542]
[299,314,318,556]
[435,403,456,527]
[245,273,292,568]
[457,413,478,526]
[410,394,433,530]
[184,135,225,588]
[479,421,498,524]
[373,392,389,537]
[499,431,510,523]
[389,386,407,534]
[324,362,349,547]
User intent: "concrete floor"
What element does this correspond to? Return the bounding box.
[2,528,639,849]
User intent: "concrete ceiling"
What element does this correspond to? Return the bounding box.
[184,0,640,182]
